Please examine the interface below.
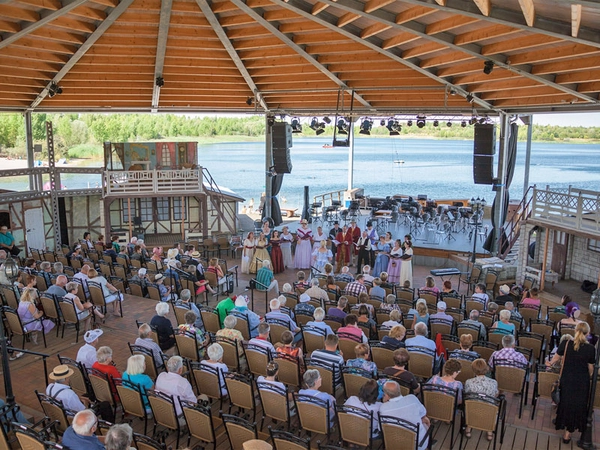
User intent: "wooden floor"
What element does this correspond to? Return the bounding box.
[2,252,599,449]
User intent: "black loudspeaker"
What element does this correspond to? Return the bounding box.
[272,122,293,173]
[273,147,292,174]
[474,124,496,155]
[272,122,292,149]
[473,155,494,185]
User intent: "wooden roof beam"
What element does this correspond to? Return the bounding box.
[151,0,173,111]
[0,0,89,50]
[386,0,600,48]
[230,0,373,108]
[305,0,598,104]
[472,0,490,16]
[195,0,267,110]
[517,0,534,27]
[273,0,497,111]
[30,0,136,109]
[572,4,582,38]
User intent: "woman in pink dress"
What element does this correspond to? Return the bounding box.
[294,220,313,269]
[270,230,285,274]
[386,239,403,284]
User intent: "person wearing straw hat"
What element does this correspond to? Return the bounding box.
[76,328,103,369]
[46,365,86,412]
[294,219,313,269]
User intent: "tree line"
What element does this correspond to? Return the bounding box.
[0,113,598,158]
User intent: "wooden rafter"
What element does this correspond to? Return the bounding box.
[472,0,490,16]
[0,0,89,50]
[571,4,582,37]
[30,0,136,109]
[306,0,598,104]
[517,0,535,27]
[151,0,173,110]
[230,0,373,108]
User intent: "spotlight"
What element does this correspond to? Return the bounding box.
[359,118,373,135]
[48,81,62,98]
[246,97,253,106]
[466,93,474,103]
[407,120,413,127]
[336,118,348,135]
[433,120,439,127]
[155,77,164,87]
[483,60,494,75]
[469,117,478,125]
[291,117,302,133]
[322,116,332,124]
[446,121,452,127]
[416,116,426,128]
[380,119,386,127]
[479,117,487,124]
[309,117,325,135]
[461,121,467,128]
[267,116,275,127]
[386,119,401,136]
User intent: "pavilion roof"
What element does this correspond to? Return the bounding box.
[0,0,599,115]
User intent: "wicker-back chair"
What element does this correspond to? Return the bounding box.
[530,363,560,420]
[221,413,258,450]
[257,381,291,431]
[147,390,182,450]
[115,378,150,435]
[492,358,529,418]
[336,405,375,449]
[293,393,332,438]
[421,383,459,445]
[224,372,255,421]
[459,393,506,450]
[180,400,224,450]
[379,415,430,450]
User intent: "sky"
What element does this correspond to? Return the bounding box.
[531,113,600,127]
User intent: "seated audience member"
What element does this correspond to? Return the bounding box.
[256,361,286,390]
[122,355,153,410]
[344,379,382,436]
[153,273,175,302]
[305,307,334,335]
[454,334,480,359]
[304,278,328,302]
[92,346,121,395]
[405,322,436,352]
[488,334,528,369]
[430,301,454,323]
[178,310,208,358]
[381,309,402,329]
[380,381,430,450]
[495,284,512,305]
[294,271,310,292]
[256,260,279,292]
[248,322,276,354]
[471,283,489,307]
[335,266,355,283]
[459,309,487,340]
[370,277,386,300]
[266,298,301,341]
[327,296,348,320]
[521,287,541,308]
[356,304,376,338]
[310,334,344,383]
[105,423,134,450]
[426,359,463,403]
[346,342,378,376]
[382,348,420,394]
[39,261,53,288]
[233,295,261,338]
[216,315,246,360]
[441,280,459,297]
[344,274,368,297]
[298,369,336,425]
[174,289,202,328]
[379,294,399,313]
[276,330,305,367]
[337,314,368,343]
[420,276,440,295]
[88,268,123,314]
[215,295,236,327]
[382,325,406,350]
[76,329,103,369]
[505,301,523,325]
[46,364,86,412]
[130,268,150,296]
[62,409,104,450]
[135,323,165,368]
[18,288,54,340]
[155,356,198,417]
[150,302,175,351]
[201,343,229,396]
[295,292,316,317]
[490,309,516,336]
[65,281,105,331]
[464,358,498,440]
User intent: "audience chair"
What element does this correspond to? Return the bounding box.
[456,322,480,342]
[446,307,466,324]
[336,405,376,449]
[128,279,146,298]
[472,341,498,363]
[440,294,463,310]
[460,266,481,296]
[518,331,545,363]
[243,343,272,379]
[447,351,477,385]
[530,363,560,420]
[407,346,436,380]
[57,298,85,343]
[488,329,512,347]
[2,306,47,348]
[200,307,221,334]
[175,329,202,362]
[324,316,342,333]
[14,424,60,450]
[417,290,438,308]
[257,381,292,432]
[147,390,182,450]
[518,304,541,328]
[87,368,119,419]
[337,331,362,362]
[191,361,227,410]
[146,284,162,302]
[492,358,529,419]
[305,358,340,397]
[215,335,241,373]
[559,322,576,337]
[293,393,333,440]
[459,393,506,450]
[440,334,460,353]
[180,400,224,450]
[273,353,303,390]
[379,415,432,450]
[115,378,150,435]
[133,432,167,450]
[429,317,454,338]
[342,367,375,398]
[478,311,496,329]
[228,310,252,341]
[465,297,485,313]
[221,413,259,450]
[265,318,291,345]
[34,391,72,436]
[0,284,19,309]
[301,325,326,355]
[57,355,95,401]
[530,319,555,349]
[269,426,311,450]
[547,306,567,325]
[421,384,460,446]
[370,341,395,370]
[224,372,256,421]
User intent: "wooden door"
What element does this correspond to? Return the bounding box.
[551,231,568,278]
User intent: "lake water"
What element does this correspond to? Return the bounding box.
[3,137,600,209]
[198,137,600,208]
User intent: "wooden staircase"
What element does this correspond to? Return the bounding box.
[499,186,534,260]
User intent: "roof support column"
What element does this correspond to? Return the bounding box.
[523,115,533,194]
[347,118,355,192]
[24,111,34,191]
[493,112,510,255]
[264,116,273,220]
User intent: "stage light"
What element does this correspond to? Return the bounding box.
[291,117,302,133]
[466,93,474,103]
[323,116,332,124]
[416,116,426,128]
[386,119,401,136]
[48,81,62,98]
[483,60,494,75]
[309,117,325,135]
[446,121,452,127]
[246,97,253,106]
[433,120,439,127]
[469,117,478,125]
[155,77,164,87]
[336,118,348,135]
[359,118,373,135]
[461,121,467,127]
[407,120,413,127]
[479,117,487,124]
[380,119,386,126]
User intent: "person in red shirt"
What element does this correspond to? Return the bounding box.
[336,225,352,270]
[348,220,361,266]
[92,346,121,398]
[337,314,368,343]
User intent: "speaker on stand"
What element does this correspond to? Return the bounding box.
[473,124,496,185]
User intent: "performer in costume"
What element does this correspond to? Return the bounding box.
[328,221,341,260]
[280,226,294,269]
[348,220,361,266]
[312,240,333,272]
[250,232,270,274]
[312,226,327,251]
[241,232,256,274]
[372,235,391,278]
[270,230,284,274]
[365,221,379,267]
[335,225,352,271]
[355,230,372,275]
[386,239,403,284]
[294,219,313,269]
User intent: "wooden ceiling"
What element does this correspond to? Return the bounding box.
[0,0,599,114]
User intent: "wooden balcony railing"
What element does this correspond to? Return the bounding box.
[531,186,600,234]
[104,169,202,196]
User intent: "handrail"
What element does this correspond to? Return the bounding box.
[313,189,345,207]
[498,185,535,260]
[7,346,50,385]
[202,167,237,234]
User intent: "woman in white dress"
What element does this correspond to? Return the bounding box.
[399,240,414,286]
[312,226,327,251]
[241,231,256,274]
[280,226,294,269]
[294,219,313,269]
[312,240,333,272]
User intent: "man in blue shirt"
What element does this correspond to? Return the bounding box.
[0,226,20,256]
[62,409,105,450]
[256,260,279,292]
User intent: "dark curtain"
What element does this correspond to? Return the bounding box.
[484,122,518,254]
[262,174,284,226]
[301,186,310,222]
